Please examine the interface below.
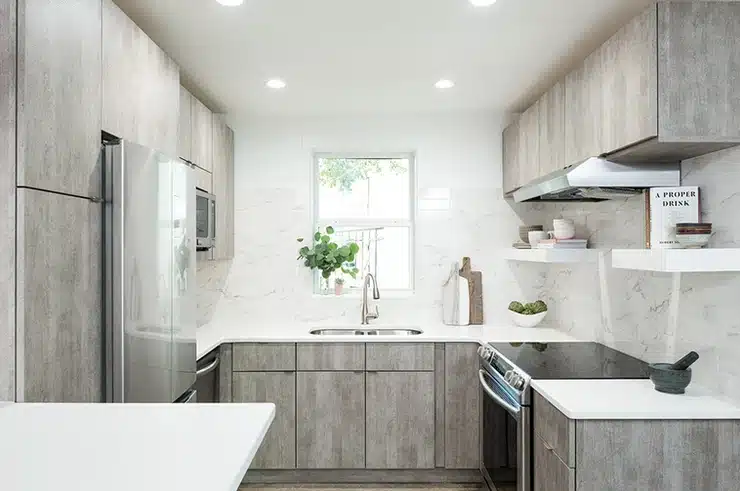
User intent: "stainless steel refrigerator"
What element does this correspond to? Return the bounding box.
[103,139,197,403]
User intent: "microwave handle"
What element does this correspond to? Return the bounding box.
[479,369,521,420]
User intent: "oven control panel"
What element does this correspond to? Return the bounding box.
[478,344,530,394]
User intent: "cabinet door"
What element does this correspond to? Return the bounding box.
[17,189,102,402]
[534,434,575,491]
[502,120,521,194]
[366,371,435,469]
[0,0,16,401]
[102,0,179,155]
[178,86,193,161]
[601,5,657,153]
[366,343,435,371]
[18,0,101,197]
[658,1,740,142]
[195,166,211,194]
[233,372,296,469]
[444,344,480,469]
[296,372,365,469]
[191,97,213,172]
[211,115,234,260]
[517,103,539,187]
[564,50,603,166]
[538,80,566,176]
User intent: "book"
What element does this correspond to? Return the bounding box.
[647,186,700,249]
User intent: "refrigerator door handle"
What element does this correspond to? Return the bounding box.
[196,356,220,377]
[175,389,197,404]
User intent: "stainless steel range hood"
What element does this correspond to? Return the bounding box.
[512,157,681,202]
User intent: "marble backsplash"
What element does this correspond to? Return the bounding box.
[513,145,740,403]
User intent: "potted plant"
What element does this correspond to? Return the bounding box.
[297,226,360,293]
[334,277,345,296]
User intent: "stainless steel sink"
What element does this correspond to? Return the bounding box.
[310,328,423,336]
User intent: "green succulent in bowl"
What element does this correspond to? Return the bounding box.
[508,301,525,314]
[509,300,548,315]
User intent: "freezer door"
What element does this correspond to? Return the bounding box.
[106,140,196,403]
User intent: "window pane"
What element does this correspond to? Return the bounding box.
[327,226,410,291]
[318,157,410,220]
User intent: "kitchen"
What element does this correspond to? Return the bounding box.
[2,0,740,490]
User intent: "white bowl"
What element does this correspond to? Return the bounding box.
[508,310,548,328]
[676,233,710,249]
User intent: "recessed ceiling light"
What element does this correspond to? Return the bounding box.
[469,0,497,6]
[435,79,455,89]
[216,0,244,5]
[266,79,287,89]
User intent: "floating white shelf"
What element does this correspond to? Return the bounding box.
[503,248,602,264]
[611,249,740,273]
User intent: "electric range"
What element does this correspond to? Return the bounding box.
[476,342,650,491]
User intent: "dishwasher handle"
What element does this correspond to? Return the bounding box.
[196,355,220,377]
[479,369,521,420]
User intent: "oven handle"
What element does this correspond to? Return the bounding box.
[479,369,521,420]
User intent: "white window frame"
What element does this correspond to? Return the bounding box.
[311,151,416,295]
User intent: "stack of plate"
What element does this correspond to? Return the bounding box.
[518,225,543,244]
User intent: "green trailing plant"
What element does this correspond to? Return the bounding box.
[297,226,360,280]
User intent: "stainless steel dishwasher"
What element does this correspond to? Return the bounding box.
[195,349,221,403]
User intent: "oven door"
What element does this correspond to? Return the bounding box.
[196,189,215,251]
[479,369,530,491]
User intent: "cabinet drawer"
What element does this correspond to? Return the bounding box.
[233,343,295,371]
[366,343,435,371]
[534,433,575,491]
[296,343,364,371]
[534,391,575,466]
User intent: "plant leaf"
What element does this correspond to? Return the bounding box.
[349,243,360,254]
[326,226,335,234]
[297,237,304,243]
[321,235,330,243]
[314,232,321,242]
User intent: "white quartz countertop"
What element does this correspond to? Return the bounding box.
[196,321,580,359]
[531,379,740,420]
[0,402,275,491]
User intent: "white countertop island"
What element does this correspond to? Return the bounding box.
[197,321,581,359]
[532,379,740,420]
[0,402,275,491]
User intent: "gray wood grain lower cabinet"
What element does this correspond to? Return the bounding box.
[502,119,520,194]
[102,0,179,155]
[576,420,740,491]
[233,372,296,469]
[191,97,213,172]
[17,189,102,402]
[17,0,102,197]
[366,343,435,371]
[0,0,15,401]
[444,344,480,469]
[218,343,232,403]
[297,343,364,371]
[534,433,574,491]
[178,86,193,161]
[232,343,296,371]
[533,391,574,466]
[296,372,365,469]
[658,1,740,143]
[366,371,435,469]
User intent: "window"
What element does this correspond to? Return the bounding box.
[313,154,414,294]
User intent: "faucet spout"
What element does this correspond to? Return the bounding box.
[361,273,380,325]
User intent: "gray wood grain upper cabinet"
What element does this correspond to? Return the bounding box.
[538,80,566,177]
[195,166,212,194]
[191,98,213,172]
[600,5,657,153]
[564,49,603,167]
[444,344,480,469]
[502,119,521,195]
[102,0,179,156]
[657,1,740,143]
[0,0,16,401]
[17,189,102,402]
[178,86,193,161]
[366,371,435,469]
[534,433,575,491]
[17,0,102,197]
[233,372,296,469]
[517,102,540,188]
[212,115,234,260]
[296,372,365,469]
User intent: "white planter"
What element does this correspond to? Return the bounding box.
[508,310,548,328]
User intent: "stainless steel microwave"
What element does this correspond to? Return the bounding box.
[196,188,216,251]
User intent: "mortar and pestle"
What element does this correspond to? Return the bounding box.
[649,351,700,394]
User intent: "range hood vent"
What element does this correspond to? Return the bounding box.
[512,157,681,203]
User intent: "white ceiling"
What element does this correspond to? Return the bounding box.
[114,0,654,117]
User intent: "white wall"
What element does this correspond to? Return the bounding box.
[216,113,525,326]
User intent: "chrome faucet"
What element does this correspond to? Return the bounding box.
[361,273,380,325]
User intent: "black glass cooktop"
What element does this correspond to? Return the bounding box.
[487,342,650,380]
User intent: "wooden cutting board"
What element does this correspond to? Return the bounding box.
[460,257,484,325]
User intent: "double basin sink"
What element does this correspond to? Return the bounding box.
[310,327,422,336]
